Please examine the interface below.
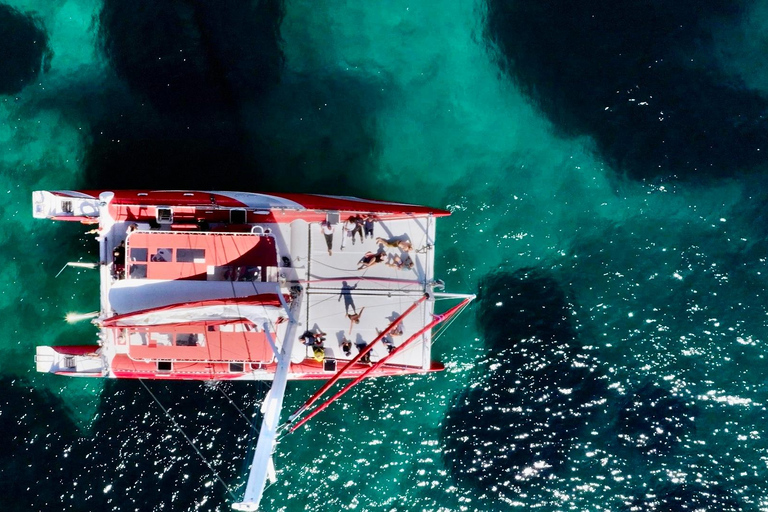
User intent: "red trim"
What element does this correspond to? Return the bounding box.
[51,345,100,355]
[109,358,442,381]
[276,194,450,217]
[108,191,248,208]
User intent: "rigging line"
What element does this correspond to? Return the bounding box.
[430,301,472,345]
[422,302,470,351]
[218,384,257,430]
[138,379,237,501]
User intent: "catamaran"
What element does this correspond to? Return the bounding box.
[32,189,474,510]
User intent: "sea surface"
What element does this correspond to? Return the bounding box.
[2,0,768,510]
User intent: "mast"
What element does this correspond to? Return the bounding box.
[232,288,303,511]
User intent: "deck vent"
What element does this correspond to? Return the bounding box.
[230,209,247,224]
[61,200,73,213]
[326,211,340,225]
[229,362,244,373]
[156,207,173,224]
[157,361,172,372]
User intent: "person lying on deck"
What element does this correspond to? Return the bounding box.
[375,237,413,252]
[357,251,385,270]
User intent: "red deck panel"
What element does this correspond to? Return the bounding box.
[126,231,277,280]
[123,324,274,363]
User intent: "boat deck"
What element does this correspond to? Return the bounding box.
[282,216,436,370]
[96,214,438,377]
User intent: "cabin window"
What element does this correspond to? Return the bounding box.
[151,248,173,262]
[130,248,148,262]
[128,332,148,345]
[149,332,173,346]
[177,248,205,263]
[230,209,247,224]
[157,361,172,372]
[129,264,147,278]
[176,333,205,347]
[323,359,337,372]
[229,362,244,373]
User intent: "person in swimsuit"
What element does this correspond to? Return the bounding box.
[357,251,385,270]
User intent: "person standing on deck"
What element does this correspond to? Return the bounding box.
[363,214,376,239]
[341,216,357,249]
[352,215,364,243]
[320,221,334,255]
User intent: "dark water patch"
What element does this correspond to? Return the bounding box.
[0,377,83,511]
[245,71,386,196]
[619,481,741,511]
[83,109,262,190]
[475,267,575,349]
[615,381,696,455]
[485,0,768,181]
[99,0,284,113]
[28,62,383,192]
[75,380,260,510]
[0,376,266,511]
[0,4,50,96]
[442,269,607,502]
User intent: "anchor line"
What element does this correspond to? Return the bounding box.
[139,379,237,501]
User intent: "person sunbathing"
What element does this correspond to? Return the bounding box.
[375,237,413,252]
[386,254,414,270]
[358,251,385,270]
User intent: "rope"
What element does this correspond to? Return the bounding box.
[429,300,471,346]
[218,384,257,430]
[139,379,237,501]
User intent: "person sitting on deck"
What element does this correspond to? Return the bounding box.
[312,346,325,363]
[357,251,385,270]
[356,341,372,365]
[340,338,352,357]
[299,330,326,347]
[376,328,397,354]
[386,254,414,270]
[112,240,126,279]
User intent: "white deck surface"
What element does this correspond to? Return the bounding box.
[275,217,437,369]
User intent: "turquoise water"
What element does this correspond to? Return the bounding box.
[3,0,768,510]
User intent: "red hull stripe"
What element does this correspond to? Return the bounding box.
[62,190,450,217]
